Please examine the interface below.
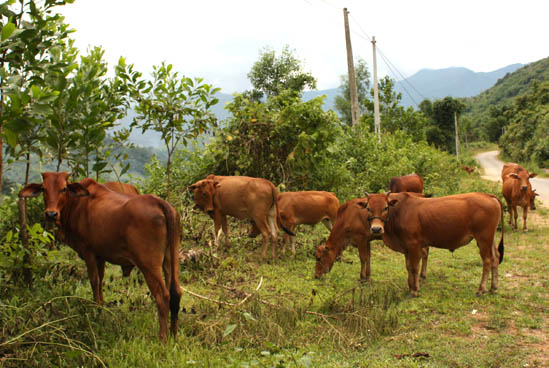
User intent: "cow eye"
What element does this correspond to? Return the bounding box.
[60,188,67,193]
[384,207,389,211]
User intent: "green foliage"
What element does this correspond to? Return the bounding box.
[466,57,549,141]
[121,60,219,201]
[202,91,342,191]
[246,45,316,101]
[420,96,465,152]
[499,81,549,167]
[0,222,54,283]
[334,58,371,126]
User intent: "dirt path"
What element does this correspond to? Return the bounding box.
[475,150,549,207]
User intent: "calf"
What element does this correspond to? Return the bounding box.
[357,192,504,296]
[189,175,293,259]
[20,172,182,342]
[501,163,538,232]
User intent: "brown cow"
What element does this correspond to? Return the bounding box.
[462,165,476,174]
[189,175,293,259]
[278,191,339,255]
[501,163,538,232]
[103,181,140,195]
[387,173,430,276]
[19,172,182,342]
[314,198,378,280]
[249,191,339,256]
[388,173,424,193]
[356,192,504,297]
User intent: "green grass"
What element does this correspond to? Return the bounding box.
[1,186,548,367]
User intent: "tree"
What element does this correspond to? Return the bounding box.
[422,96,465,152]
[0,0,74,200]
[334,58,371,126]
[124,61,219,201]
[247,45,316,101]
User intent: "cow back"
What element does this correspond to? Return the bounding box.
[388,173,424,193]
[278,191,339,225]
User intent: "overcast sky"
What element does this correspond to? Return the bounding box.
[59,0,548,94]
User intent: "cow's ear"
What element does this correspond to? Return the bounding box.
[388,196,400,207]
[67,183,89,197]
[188,184,197,191]
[18,183,43,198]
[509,173,519,179]
[214,180,220,188]
[529,172,537,179]
[355,200,368,209]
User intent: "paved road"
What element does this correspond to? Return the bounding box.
[475,150,549,207]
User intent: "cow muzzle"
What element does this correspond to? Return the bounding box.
[521,186,528,192]
[45,211,58,221]
[206,208,214,216]
[370,225,384,234]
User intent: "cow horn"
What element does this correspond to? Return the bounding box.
[364,192,369,198]
[385,190,392,198]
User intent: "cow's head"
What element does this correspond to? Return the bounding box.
[314,243,337,278]
[18,172,89,223]
[508,170,537,193]
[188,179,218,216]
[355,192,396,235]
[529,189,539,210]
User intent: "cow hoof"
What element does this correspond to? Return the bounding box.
[358,277,370,283]
[420,274,427,280]
[475,290,486,296]
[408,291,419,298]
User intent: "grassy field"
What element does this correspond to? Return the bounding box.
[1,178,548,367]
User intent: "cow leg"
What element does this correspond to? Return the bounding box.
[512,205,518,230]
[506,199,513,226]
[476,236,495,295]
[141,266,171,342]
[420,247,429,280]
[357,240,371,281]
[522,206,528,232]
[97,258,106,303]
[281,222,296,256]
[221,215,230,248]
[404,249,422,297]
[82,251,103,303]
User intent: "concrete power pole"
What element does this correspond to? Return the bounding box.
[343,8,360,127]
[454,111,460,160]
[372,36,381,142]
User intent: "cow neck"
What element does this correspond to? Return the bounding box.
[59,179,97,245]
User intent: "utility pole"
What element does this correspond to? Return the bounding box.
[454,111,460,160]
[343,8,360,127]
[372,36,381,142]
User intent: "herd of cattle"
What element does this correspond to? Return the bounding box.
[16,163,538,341]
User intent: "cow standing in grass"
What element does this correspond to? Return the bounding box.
[357,192,504,297]
[19,172,182,342]
[189,175,294,259]
[501,163,538,232]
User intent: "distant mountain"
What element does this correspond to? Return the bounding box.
[120,63,525,147]
[395,64,524,107]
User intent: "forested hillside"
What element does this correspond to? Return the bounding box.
[463,57,549,167]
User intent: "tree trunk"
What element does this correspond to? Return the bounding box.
[166,154,171,202]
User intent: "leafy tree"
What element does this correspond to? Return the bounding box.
[123,61,219,201]
[422,96,465,152]
[205,91,343,191]
[247,45,316,101]
[499,81,549,166]
[0,0,74,199]
[334,58,371,126]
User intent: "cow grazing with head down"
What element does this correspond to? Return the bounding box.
[357,192,504,297]
[501,163,538,232]
[19,172,182,342]
[314,198,378,280]
[189,175,294,259]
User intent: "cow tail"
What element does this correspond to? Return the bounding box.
[497,197,504,264]
[273,185,295,237]
[159,200,182,336]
